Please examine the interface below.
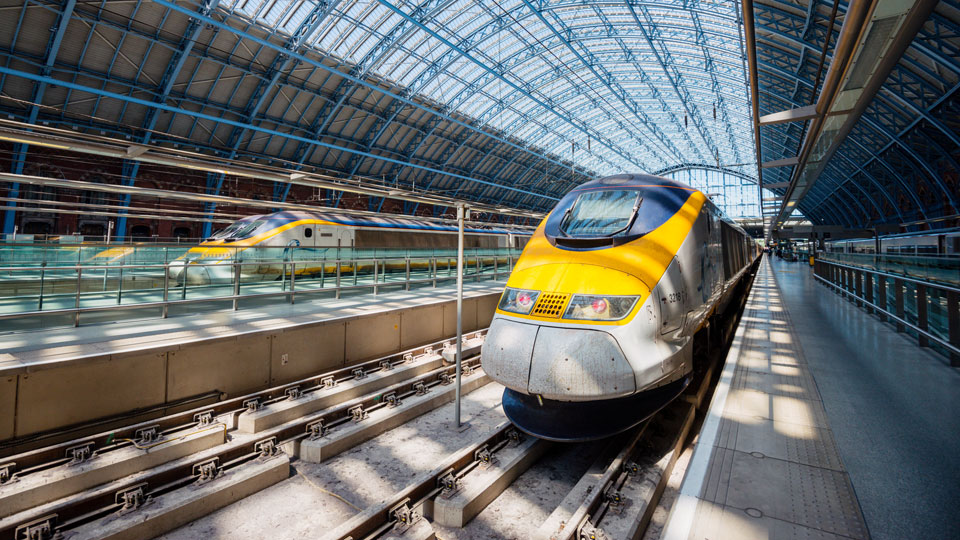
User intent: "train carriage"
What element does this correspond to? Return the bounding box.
[481,173,760,441]
[164,211,528,284]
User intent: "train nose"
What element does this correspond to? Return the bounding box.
[480,317,637,401]
[166,261,214,285]
[167,260,185,281]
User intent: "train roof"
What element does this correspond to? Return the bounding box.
[567,173,743,229]
[572,173,699,193]
[240,210,530,236]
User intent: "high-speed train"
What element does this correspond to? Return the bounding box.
[167,210,528,284]
[481,173,760,441]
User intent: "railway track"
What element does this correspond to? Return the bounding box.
[0,331,488,540]
[314,265,750,540]
[0,263,757,540]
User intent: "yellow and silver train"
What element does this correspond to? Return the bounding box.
[166,210,527,284]
[481,173,760,441]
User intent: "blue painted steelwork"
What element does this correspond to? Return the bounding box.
[0,0,957,231]
[753,0,960,228]
[200,0,337,237]
[0,65,559,203]
[114,0,223,239]
[3,0,76,234]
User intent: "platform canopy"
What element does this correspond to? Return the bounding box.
[0,0,956,230]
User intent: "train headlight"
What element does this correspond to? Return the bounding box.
[498,288,540,314]
[563,295,639,321]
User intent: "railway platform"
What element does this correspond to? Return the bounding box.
[662,257,960,540]
[0,281,503,447]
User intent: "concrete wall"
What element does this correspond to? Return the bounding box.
[1,293,498,444]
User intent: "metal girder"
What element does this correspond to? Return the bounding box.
[3,0,955,232]
[3,0,76,234]
[759,104,818,125]
[756,57,925,222]
[202,0,337,235]
[623,1,722,167]
[654,163,759,186]
[0,65,561,207]
[762,0,948,232]
[151,0,583,198]
[520,0,682,165]
[762,157,799,168]
[370,0,647,170]
[758,86,899,221]
[110,0,222,238]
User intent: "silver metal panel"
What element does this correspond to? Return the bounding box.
[658,257,686,336]
[480,316,537,393]
[527,326,635,400]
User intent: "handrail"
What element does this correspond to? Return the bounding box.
[0,255,503,273]
[813,273,959,357]
[816,257,960,294]
[814,257,960,365]
[0,254,515,330]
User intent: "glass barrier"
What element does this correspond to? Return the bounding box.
[820,252,960,287]
[814,258,959,362]
[0,243,521,332]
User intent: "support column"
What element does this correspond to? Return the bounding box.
[895,279,905,332]
[877,275,887,322]
[948,290,959,367]
[3,0,78,234]
[917,284,928,348]
[115,160,141,240]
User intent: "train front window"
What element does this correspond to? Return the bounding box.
[560,190,642,237]
[212,220,266,241]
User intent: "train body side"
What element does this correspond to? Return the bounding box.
[480,174,758,439]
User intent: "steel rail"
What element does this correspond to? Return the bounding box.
[0,330,485,463]
[324,420,520,540]
[0,356,488,540]
[560,421,654,540]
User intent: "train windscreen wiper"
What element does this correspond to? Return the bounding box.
[559,191,642,239]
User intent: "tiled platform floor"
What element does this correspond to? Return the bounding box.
[664,255,960,540]
[664,257,868,540]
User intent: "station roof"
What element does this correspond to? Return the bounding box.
[0,0,956,229]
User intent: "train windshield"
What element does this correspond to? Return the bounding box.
[210,220,267,241]
[559,190,642,237]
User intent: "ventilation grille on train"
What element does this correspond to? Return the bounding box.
[532,292,569,318]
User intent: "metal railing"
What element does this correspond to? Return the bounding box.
[0,253,514,331]
[0,242,522,267]
[813,258,960,365]
[820,252,960,287]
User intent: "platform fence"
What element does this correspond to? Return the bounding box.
[0,245,518,331]
[819,252,959,287]
[813,258,960,366]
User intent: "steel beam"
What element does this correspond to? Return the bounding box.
[3,0,77,234]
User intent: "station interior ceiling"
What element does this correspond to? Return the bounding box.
[0,0,957,236]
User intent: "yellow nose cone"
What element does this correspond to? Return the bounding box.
[502,263,650,325]
[507,263,649,297]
